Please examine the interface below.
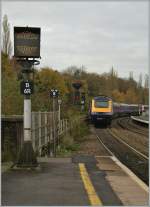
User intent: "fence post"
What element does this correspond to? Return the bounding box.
[49,112,53,157]
[45,112,48,146]
[32,112,36,151]
[38,111,42,155]
[63,119,65,133]
[66,119,68,132]
[60,120,63,133]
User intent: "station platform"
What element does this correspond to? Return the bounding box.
[131,115,149,124]
[2,155,148,206]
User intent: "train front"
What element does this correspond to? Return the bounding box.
[90,96,113,125]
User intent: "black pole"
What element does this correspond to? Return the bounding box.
[53,97,56,157]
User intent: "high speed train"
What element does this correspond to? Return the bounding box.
[88,95,147,125]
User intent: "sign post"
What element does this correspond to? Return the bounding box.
[81,92,86,111]
[58,99,62,147]
[58,99,62,125]
[50,89,59,157]
[14,26,41,168]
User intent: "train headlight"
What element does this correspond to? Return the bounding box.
[105,112,113,115]
[91,112,98,115]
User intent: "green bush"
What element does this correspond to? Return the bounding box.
[62,133,74,149]
[71,119,89,142]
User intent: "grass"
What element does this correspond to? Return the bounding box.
[57,116,90,157]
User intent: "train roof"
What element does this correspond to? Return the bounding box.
[93,96,112,101]
[113,102,139,106]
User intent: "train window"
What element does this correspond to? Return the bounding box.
[94,100,108,108]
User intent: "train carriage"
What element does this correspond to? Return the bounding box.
[89,95,145,126]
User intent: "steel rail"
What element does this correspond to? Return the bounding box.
[117,117,148,137]
[95,133,114,156]
[94,127,149,186]
[107,128,148,160]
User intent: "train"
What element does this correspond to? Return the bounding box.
[88,95,148,126]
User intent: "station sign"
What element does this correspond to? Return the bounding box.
[50,89,59,98]
[20,81,34,95]
[14,27,41,58]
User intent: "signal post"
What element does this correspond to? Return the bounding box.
[50,89,59,157]
[14,26,41,168]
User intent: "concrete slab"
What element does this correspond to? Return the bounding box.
[131,115,149,124]
[38,157,71,163]
[2,160,89,206]
[96,156,121,171]
[72,154,123,206]
[2,155,148,206]
[96,156,149,206]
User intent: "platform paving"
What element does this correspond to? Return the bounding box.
[96,156,149,206]
[132,115,149,123]
[2,155,148,206]
[72,154,123,205]
[2,158,89,206]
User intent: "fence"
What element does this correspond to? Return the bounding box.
[2,112,70,160]
[31,111,70,155]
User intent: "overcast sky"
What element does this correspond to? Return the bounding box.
[2,1,149,81]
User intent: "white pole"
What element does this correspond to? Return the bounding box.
[17,60,37,168]
[58,103,61,124]
[24,99,31,141]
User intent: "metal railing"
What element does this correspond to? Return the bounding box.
[2,112,70,158]
[31,111,69,155]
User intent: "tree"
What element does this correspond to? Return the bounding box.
[129,71,133,80]
[1,53,23,115]
[63,65,86,79]
[2,14,12,57]
[138,73,142,88]
[125,89,138,104]
[32,68,68,111]
[144,74,149,89]
[112,89,125,103]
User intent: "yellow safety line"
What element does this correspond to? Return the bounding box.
[79,163,102,206]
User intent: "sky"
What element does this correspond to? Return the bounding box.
[2,1,149,82]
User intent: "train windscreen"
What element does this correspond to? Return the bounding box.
[94,100,109,108]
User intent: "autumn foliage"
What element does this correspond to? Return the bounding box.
[1,54,149,115]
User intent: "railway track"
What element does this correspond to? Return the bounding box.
[110,118,148,156]
[107,128,148,160]
[116,117,148,137]
[94,126,148,185]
